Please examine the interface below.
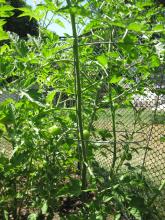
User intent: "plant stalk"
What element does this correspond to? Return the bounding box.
[66,0,87,193]
[109,84,117,175]
[108,28,117,175]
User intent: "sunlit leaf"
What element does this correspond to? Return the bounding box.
[129,207,141,220]
[114,213,121,220]
[3,210,8,220]
[0,28,9,41]
[152,24,164,32]
[128,23,148,32]
[41,200,48,215]
[54,18,65,28]
[136,0,154,8]
[59,6,90,17]
[28,213,38,220]
[46,90,56,106]
[0,5,14,11]
[150,55,160,67]
[0,44,9,54]
[18,7,43,21]
[110,75,122,84]
[103,196,112,203]
[97,54,108,68]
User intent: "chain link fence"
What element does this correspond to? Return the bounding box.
[93,89,165,179]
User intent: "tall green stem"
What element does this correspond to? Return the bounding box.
[108,28,117,175]
[66,0,87,192]
[109,85,117,175]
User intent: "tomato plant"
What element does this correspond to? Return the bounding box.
[0,0,165,219]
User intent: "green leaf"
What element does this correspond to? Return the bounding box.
[136,0,154,8]
[18,7,43,21]
[160,135,165,142]
[3,210,8,220]
[110,75,122,84]
[0,5,14,12]
[0,10,13,17]
[54,18,65,28]
[0,19,6,27]
[70,6,90,16]
[128,23,147,32]
[108,51,119,59]
[98,129,112,140]
[150,55,160,67]
[84,162,95,178]
[159,180,165,191]
[0,123,6,137]
[69,179,81,196]
[129,207,142,220]
[103,196,112,203]
[97,54,108,68]
[20,91,45,108]
[41,200,48,215]
[0,0,6,3]
[59,6,90,17]
[28,213,38,220]
[46,90,56,106]
[105,16,126,28]
[0,28,9,41]
[0,5,14,11]
[0,5,14,17]
[82,20,101,33]
[114,213,121,220]
[109,21,126,28]
[0,20,7,42]
[0,44,9,55]
[56,179,81,197]
[152,24,164,32]
[96,215,104,220]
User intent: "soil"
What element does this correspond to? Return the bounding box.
[1,193,95,220]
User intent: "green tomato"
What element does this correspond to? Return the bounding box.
[48,125,61,135]
[126,153,132,161]
[83,130,90,139]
